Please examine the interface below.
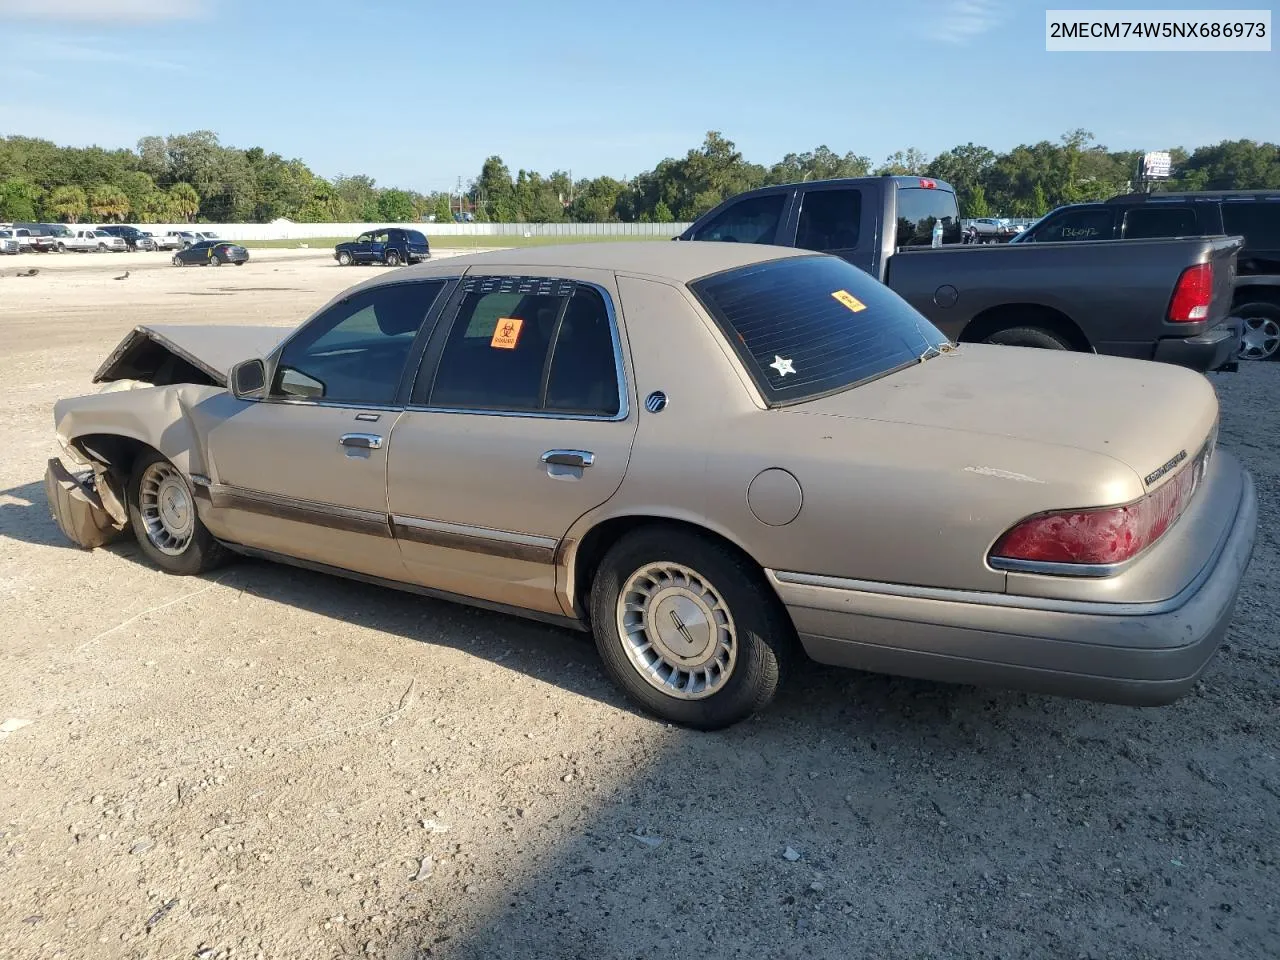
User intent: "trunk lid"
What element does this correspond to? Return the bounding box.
[786,343,1218,494]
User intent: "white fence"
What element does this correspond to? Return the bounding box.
[95,221,693,242]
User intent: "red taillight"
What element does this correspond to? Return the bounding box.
[1167,262,1213,323]
[990,454,1204,569]
[919,178,937,189]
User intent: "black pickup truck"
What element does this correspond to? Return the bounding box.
[676,176,1243,372]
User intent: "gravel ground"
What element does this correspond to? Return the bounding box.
[0,256,1276,960]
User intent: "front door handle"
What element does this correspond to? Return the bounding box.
[340,433,383,450]
[541,449,594,468]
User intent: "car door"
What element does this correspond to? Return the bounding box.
[687,190,793,245]
[386,269,638,616]
[350,233,373,262]
[1021,206,1117,242]
[201,277,453,581]
[371,231,391,262]
[790,185,873,273]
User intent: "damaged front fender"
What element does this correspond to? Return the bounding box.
[44,458,126,550]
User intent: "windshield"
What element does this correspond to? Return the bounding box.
[688,255,951,407]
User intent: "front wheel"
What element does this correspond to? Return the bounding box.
[337,251,352,266]
[97,243,107,252]
[56,243,66,253]
[384,249,401,266]
[983,326,1072,350]
[127,452,227,575]
[589,527,794,730]
[172,255,182,266]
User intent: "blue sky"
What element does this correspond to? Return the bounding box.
[0,0,1275,191]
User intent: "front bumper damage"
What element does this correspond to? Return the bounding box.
[44,458,127,550]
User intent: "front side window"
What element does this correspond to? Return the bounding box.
[795,189,862,252]
[1028,207,1114,242]
[272,280,447,405]
[689,255,949,407]
[417,276,620,417]
[355,233,372,243]
[1122,206,1199,239]
[690,193,786,244]
[894,186,962,247]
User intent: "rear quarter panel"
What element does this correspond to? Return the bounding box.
[885,236,1244,357]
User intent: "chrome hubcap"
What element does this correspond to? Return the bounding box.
[617,562,737,700]
[1240,316,1280,360]
[138,462,194,556]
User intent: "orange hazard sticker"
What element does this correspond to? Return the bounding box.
[490,317,523,349]
[831,289,867,313]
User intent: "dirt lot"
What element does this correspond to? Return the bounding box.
[1,252,1277,960]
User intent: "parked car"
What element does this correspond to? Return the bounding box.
[8,225,55,253]
[135,231,160,251]
[97,225,151,252]
[40,223,74,248]
[194,230,222,242]
[676,176,1244,374]
[149,232,183,251]
[164,230,201,250]
[57,229,127,253]
[45,243,1257,730]
[1012,190,1280,361]
[334,228,430,266]
[0,229,21,255]
[966,217,1024,243]
[172,240,249,266]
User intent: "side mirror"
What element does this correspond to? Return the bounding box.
[229,358,267,400]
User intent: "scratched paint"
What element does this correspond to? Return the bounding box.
[963,466,1047,484]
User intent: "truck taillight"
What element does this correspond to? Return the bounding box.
[1167,262,1213,323]
[989,453,1204,571]
[919,178,937,189]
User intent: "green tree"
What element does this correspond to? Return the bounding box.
[88,183,130,222]
[474,155,518,222]
[45,184,87,222]
[767,145,870,184]
[432,193,453,222]
[568,175,625,222]
[652,200,674,223]
[0,177,42,220]
[876,148,929,176]
[376,188,416,222]
[965,183,991,218]
[167,182,200,222]
[333,174,380,220]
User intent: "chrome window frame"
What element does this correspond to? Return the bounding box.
[406,277,631,423]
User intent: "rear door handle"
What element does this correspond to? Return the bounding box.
[340,433,383,450]
[541,449,594,468]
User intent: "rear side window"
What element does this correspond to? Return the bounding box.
[690,193,786,244]
[1121,206,1199,239]
[894,186,961,247]
[1221,201,1280,250]
[795,189,862,252]
[688,255,950,407]
[418,277,620,417]
[1029,208,1114,242]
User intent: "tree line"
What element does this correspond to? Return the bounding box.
[1,129,1277,226]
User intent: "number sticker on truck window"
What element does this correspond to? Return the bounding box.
[831,289,867,313]
[490,317,524,349]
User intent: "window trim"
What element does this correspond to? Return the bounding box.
[260,277,457,411]
[406,277,631,422]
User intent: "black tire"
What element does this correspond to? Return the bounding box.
[210,254,222,266]
[1235,302,1280,362]
[127,451,227,576]
[589,526,795,730]
[97,243,107,252]
[337,250,352,266]
[384,249,401,266]
[172,255,182,266]
[234,260,244,266]
[982,326,1073,350]
[56,243,66,253]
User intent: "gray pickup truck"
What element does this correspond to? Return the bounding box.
[676,176,1243,373]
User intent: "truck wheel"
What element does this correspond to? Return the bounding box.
[56,242,66,253]
[384,249,401,266]
[337,251,352,266]
[1237,303,1280,361]
[983,326,1072,351]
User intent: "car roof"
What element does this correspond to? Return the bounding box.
[367,241,810,287]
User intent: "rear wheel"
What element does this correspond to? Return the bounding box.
[1237,303,1280,361]
[127,452,227,575]
[209,254,223,266]
[983,326,1073,351]
[97,243,107,252]
[384,249,401,266]
[337,250,352,266]
[589,527,794,730]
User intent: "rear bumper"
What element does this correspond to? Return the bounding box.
[769,457,1257,706]
[1153,318,1242,373]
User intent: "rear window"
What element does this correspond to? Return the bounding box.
[1221,201,1280,250]
[406,230,427,244]
[688,255,950,407]
[1122,206,1199,239]
[894,186,961,247]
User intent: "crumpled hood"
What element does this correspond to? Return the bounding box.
[93,324,289,387]
[786,343,1219,488]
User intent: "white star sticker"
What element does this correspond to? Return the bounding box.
[770,355,796,377]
